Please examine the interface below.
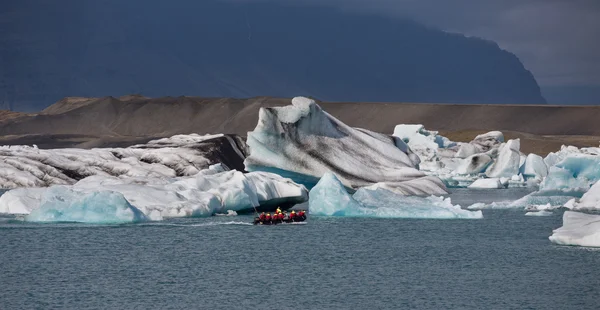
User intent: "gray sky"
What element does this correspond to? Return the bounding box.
[227,0,600,87]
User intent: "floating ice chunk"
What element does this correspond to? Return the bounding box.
[540,154,600,191]
[244,97,448,195]
[549,211,600,247]
[466,201,512,210]
[509,189,582,209]
[520,154,548,179]
[26,187,148,224]
[215,210,238,216]
[392,124,453,150]
[309,172,482,219]
[485,139,521,178]
[466,202,487,210]
[308,172,363,216]
[562,181,600,210]
[0,188,46,214]
[454,154,493,175]
[454,131,503,159]
[525,211,553,216]
[525,203,553,211]
[468,178,505,189]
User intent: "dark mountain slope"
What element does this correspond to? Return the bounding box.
[1,0,545,111]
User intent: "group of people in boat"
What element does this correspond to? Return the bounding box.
[254,207,306,225]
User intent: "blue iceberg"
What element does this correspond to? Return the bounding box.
[309,173,482,219]
[26,187,148,224]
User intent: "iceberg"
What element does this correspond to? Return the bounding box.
[454,131,503,159]
[244,97,447,195]
[549,211,600,247]
[519,154,548,179]
[468,178,505,189]
[0,167,309,221]
[485,139,521,178]
[0,187,46,214]
[308,172,482,219]
[561,180,600,210]
[525,211,553,216]
[540,154,600,191]
[454,154,493,175]
[26,187,148,224]
[0,134,248,188]
[508,189,579,209]
[392,124,453,150]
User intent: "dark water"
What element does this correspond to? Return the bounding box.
[1,207,599,310]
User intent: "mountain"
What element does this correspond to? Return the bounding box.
[1,0,546,111]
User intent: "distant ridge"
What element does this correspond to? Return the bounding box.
[0,95,597,154]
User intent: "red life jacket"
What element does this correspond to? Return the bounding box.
[298,211,305,217]
[278,213,284,220]
[290,213,296,218]
[259,214,266,220]
[266,215,271,220]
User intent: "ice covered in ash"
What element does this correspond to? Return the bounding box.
[0,134,248,188]
[455,131,504,159]
[26,187,148,224]
[244,97,447,195]
[308,172,482,219]
[454,154,493,175]
[0,165,308,221]
[549,211,600,247]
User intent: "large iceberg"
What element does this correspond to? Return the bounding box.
[0,165,308,221]
[26,187,148,224]
[308,172,482,219]
[549,211,600,247]
[0,134,247,188]
[244,97,448,195]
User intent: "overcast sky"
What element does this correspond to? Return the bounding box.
[227,0,600,87]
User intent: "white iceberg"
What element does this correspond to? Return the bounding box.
[561,181,600,210]
[468,178,505,189]
[549,211,600,247]
[524,211,553,216]
[244,97,447,195]
[520,154,548,179]
[485,139,521,178]
[308,172,482,219]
